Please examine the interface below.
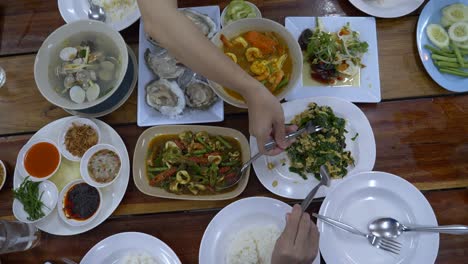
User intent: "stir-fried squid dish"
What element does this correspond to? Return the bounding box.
[221,31,293,100]
[146,131,242,195]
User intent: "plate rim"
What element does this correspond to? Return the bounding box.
[348,0,425,18]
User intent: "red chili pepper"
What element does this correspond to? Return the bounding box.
[225,172,237,180]
[173,139,186,150]
[186,157,209,165]
[219,167,231,174]
[204,151,221,157]
[149,167,177,186]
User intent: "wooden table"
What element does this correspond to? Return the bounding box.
[0,0,467,263]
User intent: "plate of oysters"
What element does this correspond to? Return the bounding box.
[137,5,224,126]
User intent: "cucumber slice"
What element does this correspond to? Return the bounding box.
[453,39,468,49]
[442,4,468,23]
[449,21,468,42]
[441,15,455,28]
[426,24,450,49]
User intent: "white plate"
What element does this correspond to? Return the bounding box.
[13,117,130,236]
[57,0,141,31]
[251,96,376,199]
[137,6,224,127]
[81,232,181,264]
[349,0,425,18]
[199,197,320,264]
[285,17,381,103]
[318,171,439,264]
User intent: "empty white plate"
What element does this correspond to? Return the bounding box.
[349,0,425,18]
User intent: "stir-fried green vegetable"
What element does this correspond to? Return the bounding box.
[146,131,242,195]
[287,103,355,180]
[13,177,47,221]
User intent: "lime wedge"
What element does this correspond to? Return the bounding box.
[426,24,450,49]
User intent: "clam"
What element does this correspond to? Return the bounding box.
[146,79,186,117]
[184,80,218,109]
[69,86,86,104]
[145,49,185,79]
[86,82,100,102]
[59,47,78,62]
[76,70,91,85]
[181,9,217,39]
[64,74,76,90]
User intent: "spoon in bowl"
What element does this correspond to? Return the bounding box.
[216,121,322,191]
[369,217,468,239]
[87,0,106,22]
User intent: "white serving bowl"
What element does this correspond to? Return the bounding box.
[210,18,303,108]
[13,180,58,223]
[221,1,262,28]
[0,160,6,191]
[59,117,101,162]
[18,138,62,182]
[34,20,128,110]
[80,144,122,188]
[57,179,102,227]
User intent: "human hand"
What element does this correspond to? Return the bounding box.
[245,86,297,155]
[271,204,320,264]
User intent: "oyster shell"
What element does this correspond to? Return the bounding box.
[146,79,186,117]
[181,9,217,39]
[184,80,218,109]
[145,49,185,79]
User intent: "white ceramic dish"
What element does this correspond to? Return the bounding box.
[318,171,439,264]
[17,138,62,182]
[13,116,130,236]
[285,16,381,103]
[12,180,58,224]
[251,96,376,199]
[57,0,141,31]
[349,0,425,18]
[81,232,181,264]
[35,20,128,110]
[137,6,224,126]
[199,197,320,264]
[210,18,303,108]
[220,1,262,28]
[81,144,122,188]
[59,118,101,162]
[57,179,102,227]
[0,160,6,191]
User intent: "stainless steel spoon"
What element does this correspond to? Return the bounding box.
[301,165,331,211]
[369,217,468,239]
[216,122,322,191]
[87,0,106,22]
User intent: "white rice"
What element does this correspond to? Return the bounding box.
[226,225,281,264]
[121,251,161,264]
[92,0,138,23]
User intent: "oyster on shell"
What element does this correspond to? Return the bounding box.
[184,80,218,109]
[181,9,217,39]
[146,79,186,117]
[145,49,185,79]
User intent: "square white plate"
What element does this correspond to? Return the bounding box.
[137,6,224,126]
[285,17,381,103]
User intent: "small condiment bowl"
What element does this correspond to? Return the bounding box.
[59,117,101,162]
[12,180,58,223]
[18,138,62,182]
[57,179,102,227]
[0,160,6,191]
[221,1,262,28]
[80,144,122,188]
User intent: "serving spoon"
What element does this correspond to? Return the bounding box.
[216,121,322,191]
[87,0,106,22]
[368,217,468,239]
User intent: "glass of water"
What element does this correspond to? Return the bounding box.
[0,220,41,254]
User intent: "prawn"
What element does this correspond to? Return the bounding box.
[268,70,285,89]
[245,47,263,62]
[220,34,233,48]
[225,52,238,63]
[250,60,270,81]
[232,37,248,48]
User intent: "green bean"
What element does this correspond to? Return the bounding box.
[434,60,463,68]
[221,161,239,166]
[439,68,468,77]
[196,137,212,152]
[452,44,466,68]
[216,136,232,149]
[432,54,458,63]
[424,44,456,57]
[275,77,289,92]
[193,149,208,155]
[148,166,169,173]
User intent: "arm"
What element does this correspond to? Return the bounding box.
[137,0,290,154]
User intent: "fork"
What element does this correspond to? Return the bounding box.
[313,213,402,255]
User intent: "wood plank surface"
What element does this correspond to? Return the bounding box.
[1,188,466,264]
[0,95,466,219]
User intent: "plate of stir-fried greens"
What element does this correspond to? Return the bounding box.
[133,126,250,200]
[250,96,376,199]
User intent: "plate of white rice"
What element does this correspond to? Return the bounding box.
[199,197,320,264]
[80,232,181,264]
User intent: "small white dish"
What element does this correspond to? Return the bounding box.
[349,0,425,18]
[57,179,102,227]
[57,0,141,32]
[0,160,6,191]
[80,144,122,188]
[81,232,181,264]
[221,1,262,28]
[199,197,320,264]
[318,171,439,264]
[17,138,62,182]
[59,117,101,162]
[13,180,58,223]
